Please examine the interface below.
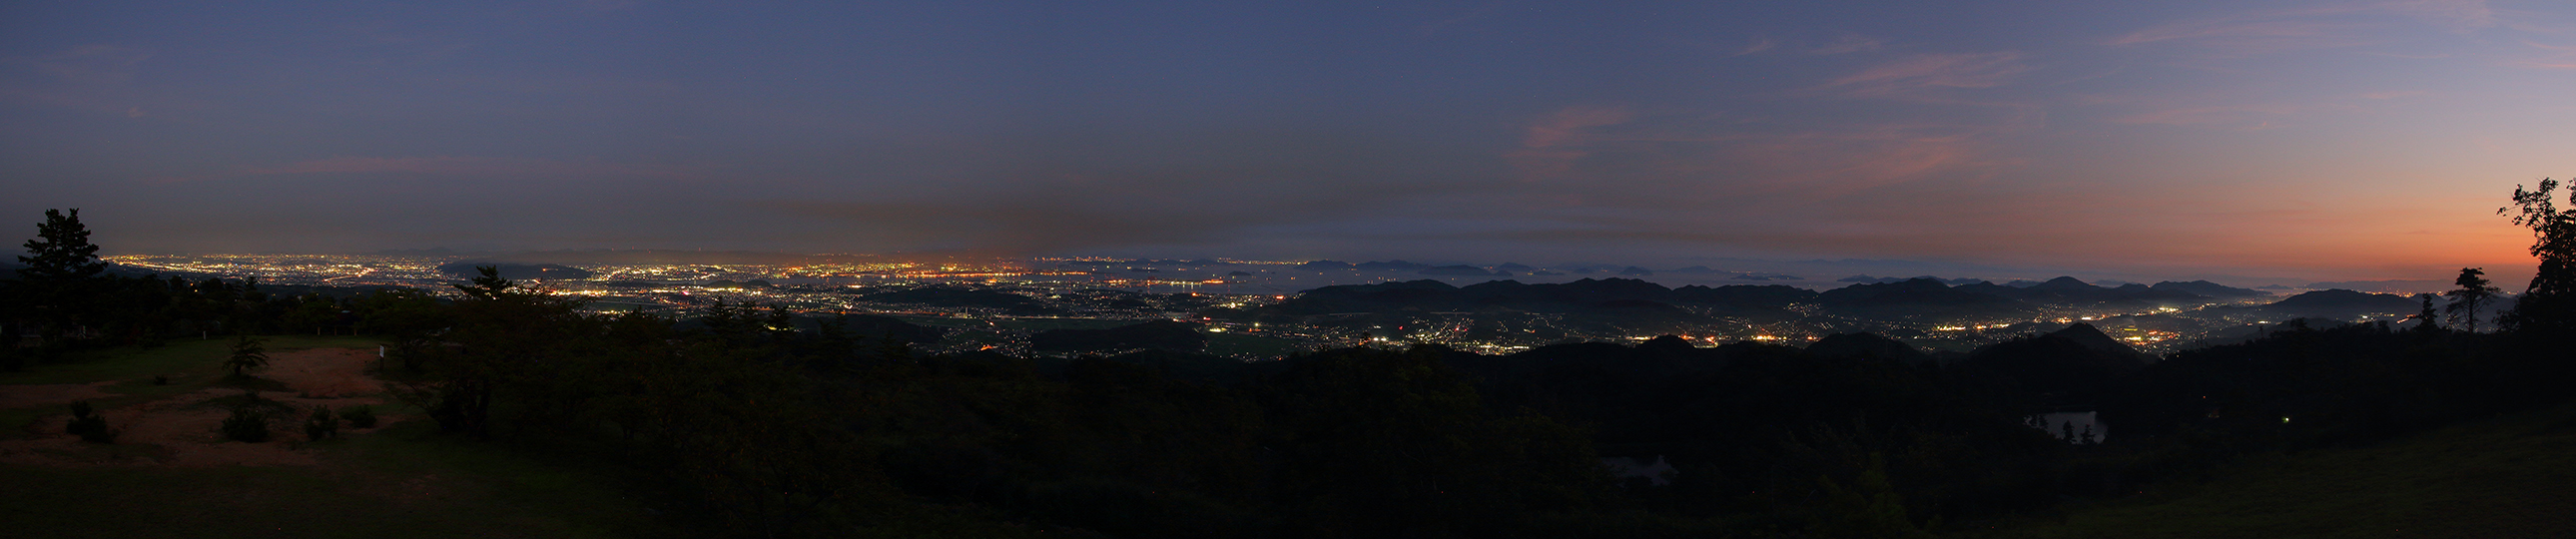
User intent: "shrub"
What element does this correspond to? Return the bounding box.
[223,394,272,443]
[66,400,94,427]
[65,400,115,443]
[340,405,377,428]
[224,334,270,377]
[304,405,340,441]
[152,374,169,385]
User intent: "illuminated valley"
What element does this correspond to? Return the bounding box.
[104,254,2424,359]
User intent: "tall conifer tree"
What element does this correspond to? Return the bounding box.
[18,209,106,281]
[2445,268,2502,333]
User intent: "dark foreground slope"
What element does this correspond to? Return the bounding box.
[0,336,663,539]
[1983,401,2576,538]
[9,269,2571,538]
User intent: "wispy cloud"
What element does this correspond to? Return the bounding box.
[2113,104,2319,127]
[1810,33,1883,55]
[2510,39,2576,69]
[1733,37,1776,57]
[2387,0,2497,33]
[2110,1,2498,54]
[1706,127,2009,198]
[1520,105,1634,149]
[1826,52,2030,98]
[2111,16,2374,50]
[1500,101,2025,216]
[1507,105,1637,183]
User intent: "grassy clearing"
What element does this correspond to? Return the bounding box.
[2,408,54,439]
[1,334,384,385]
[1974,404,2576,538]
[0,419,663,538]
[2,335,386,437]
[1,336,663,538]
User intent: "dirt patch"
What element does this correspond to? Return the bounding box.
[0,381,117,409]
[264,347,384,398]
[0,347,398,468]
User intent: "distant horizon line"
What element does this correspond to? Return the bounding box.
[74,251,2527,294]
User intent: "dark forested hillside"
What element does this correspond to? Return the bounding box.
[13,279,2569,538]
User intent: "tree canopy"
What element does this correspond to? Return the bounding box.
[2502,179,2576,333]
[2444,268,2502,333]
[17,208,106,281]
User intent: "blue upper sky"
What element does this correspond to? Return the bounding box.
[5,1,2570,282]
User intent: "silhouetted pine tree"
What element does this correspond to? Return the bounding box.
[2444,268,2502,333]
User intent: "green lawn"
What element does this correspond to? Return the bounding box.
[1976,404,2576,538]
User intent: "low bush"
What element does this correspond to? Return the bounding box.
[223,393,272,443]
[304,405,340,441]
[65,400,115,443]
[340,405,377,428]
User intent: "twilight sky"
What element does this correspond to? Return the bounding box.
[4,1,2571,282]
